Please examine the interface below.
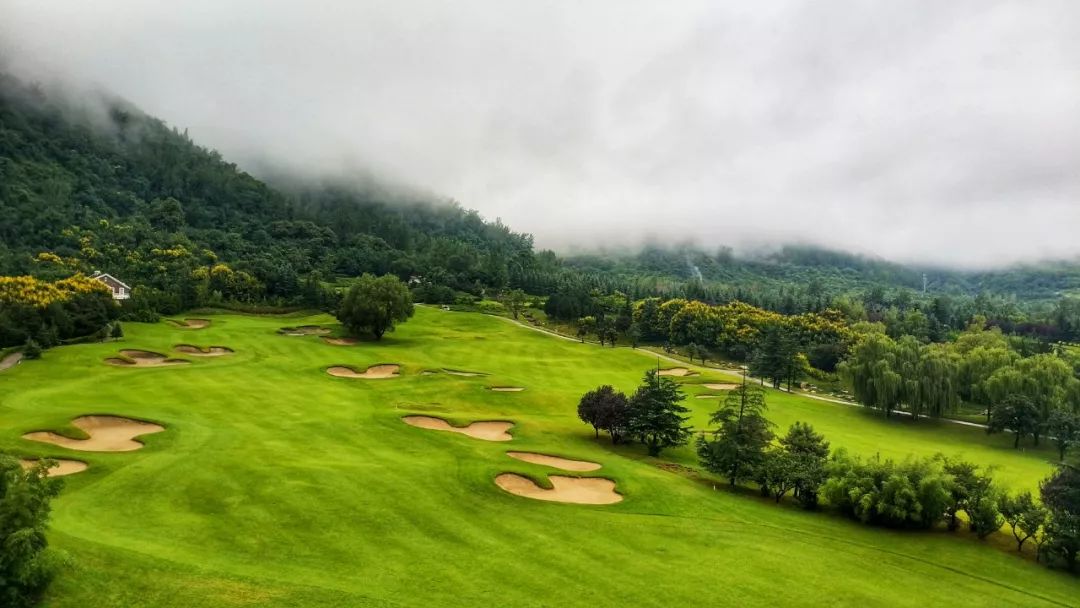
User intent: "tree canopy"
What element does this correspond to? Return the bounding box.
[336,274,414,340]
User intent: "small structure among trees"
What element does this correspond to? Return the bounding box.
[90,271,131,300]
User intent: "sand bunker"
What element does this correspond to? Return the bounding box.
[443,369,487,377]
[402,416,513,441]
[19,458,88,477]
[489,387,525,392]
[169,318,210,329]
[279,325,331,336]
[0,352,23,371]
[106,350,189,367]
[23,415,165,452]
[322,337,358,346]
[326,364,400,379]
[175,344,233,356]
[506,451,601,472]
[658,367,696,377]
[495,473,622,505]
[703,383,739,390]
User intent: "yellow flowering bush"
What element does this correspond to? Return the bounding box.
[0,274,111,308]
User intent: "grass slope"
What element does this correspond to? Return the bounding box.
[0,307,1075,607]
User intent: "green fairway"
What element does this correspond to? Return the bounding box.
[1,307,1077,607]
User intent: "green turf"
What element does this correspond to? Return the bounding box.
[0,307,1076,607]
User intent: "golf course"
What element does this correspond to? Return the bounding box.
[1,306,1077,607]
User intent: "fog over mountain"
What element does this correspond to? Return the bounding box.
[3,1,1079,268]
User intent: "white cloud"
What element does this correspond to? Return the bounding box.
[3,0,1078,267]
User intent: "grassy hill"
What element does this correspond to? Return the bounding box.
[0,307,1075,607]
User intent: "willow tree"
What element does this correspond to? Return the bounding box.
[916,344,961,419]
[839,333,903,417]
[985,354,1077,445]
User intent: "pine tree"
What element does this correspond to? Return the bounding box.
[698,381,775,486]
[627,369,691,456]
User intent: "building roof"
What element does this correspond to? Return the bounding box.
[90,271,131,290]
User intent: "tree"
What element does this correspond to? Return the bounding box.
[597,318,618,348]
[749,323,797,389]
[989,394,1041,449]
[1046,409,1080,462]
[838,333,902,417]
[110,322,123,339]
[969,490,1004,539]
[0,454,65,608]
[697,382,774,486]
[756,448,798,502]
[577,316,596,343]
[1040,460,1080,572]
[779,422,830,508]
[687,342,704,365]
[1000,491,1048,552]
[336,274,414,340]
[942,457,999,536]
[22,338,41,360]
[578,385,630,443]
[627,369,691,456]
[627,323,642,349]
[596,390,632,444]
[504,289,527,320]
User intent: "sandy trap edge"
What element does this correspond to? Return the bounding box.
[168,318,210,329]
[326,364,400,379]
[19,458,88,477]
[22,415,166,452]
[106,349,190,367]
[175,344,234,356]
[401,415,514,441]
[506,451,600,471]
[494,473,622,505]
[658,368,697,377]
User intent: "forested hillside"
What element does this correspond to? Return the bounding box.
[4,70,1080,349]
[0,73,560,313]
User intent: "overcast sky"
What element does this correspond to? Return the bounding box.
[3,1,1079,267]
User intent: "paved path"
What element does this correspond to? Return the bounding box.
[0,352,23,372]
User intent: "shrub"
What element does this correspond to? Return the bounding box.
[22,338,42,360]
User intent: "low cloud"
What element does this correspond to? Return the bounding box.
[3,1,1078,268]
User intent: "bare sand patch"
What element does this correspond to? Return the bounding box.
[0,352,23,371]
[495,473,622,504]
[106,350,189,367]
[658,367,696,377]
[175,344,233,356]
[402,416,513,441]
[443,369,487,377]
[490,387,525,392]
[326,364,400,379]
[322,337,358,346]
[506,451,600,472]
[703,383,739,390]
[279,325,331,336]
[19,458,88,477]
[23,415,165,452]
[169,318,210,329]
